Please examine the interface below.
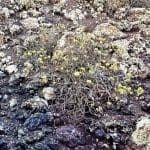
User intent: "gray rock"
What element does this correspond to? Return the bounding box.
[131,0,150,8]
[141,27,150,37]
[42,87,55,101]
[5,64,18,74]
[0,31,4,46]
[132,116,150,146]
[24,131,44,143]
[1,7,10,18]
[93,23,127,40]
[22,96,48,110]
[10,24,22,35]
[16,0,35,9]
[21,17,39,30]
[116,20,139,32]
[18,128,25,138]
[9,98,18,107]
[93,0,105,12]
[0,52,5,58]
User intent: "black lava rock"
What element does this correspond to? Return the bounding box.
[24,113,48,130]
[94,129,106,139]
[56,125,82,148]
[0,139,8,150]
[141,102,150,113]
[47,138,59,150]
[34,143,50,150]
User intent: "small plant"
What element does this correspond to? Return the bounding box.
[16,0,35,9]
[22,25,141,122]
[136,87,144,96]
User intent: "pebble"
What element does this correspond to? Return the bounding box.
[18,128,25,137]
[9,98,17,107]
[10,24,22,35]
[0,52,5,58]
[95,129,106,139]
[42,87,55,101]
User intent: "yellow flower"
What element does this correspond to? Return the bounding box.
[110,63,119,72]
[37,58,44,64]
[136,87,144,96]
[106,63,110,67]
[125,72,132,81]
[80,67,85,72]
[73,71,81,77]
[116,83,126,94]
[72,57,78,62]
[109,76,115,81]
[86,79,92,85]
[107,101,112,106]
[126,86,133,94]
[88,66,95,75]
[40,74,48,84]
[96,106,103,112]
[53,50,64,59]
[24,51,33,57]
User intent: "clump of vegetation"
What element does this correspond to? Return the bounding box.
[22,25,144,122]
[104,0,125,14]
[50,27,135,121]
[22,24,65,83]
[16,0,36,9]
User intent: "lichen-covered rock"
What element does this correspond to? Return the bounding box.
[131,0,150,8]
[5,64,18,74]
[93,23,127,40]
[10,24,22,35]
[132,116,150,146]
[63,8,85,24]
[21,17,39,30]
[16,0,35,9]
[53,0,67,13]
[93,0,105,12]
[141,27,150,38]
[0,31,4,46]
[105,0,125,14]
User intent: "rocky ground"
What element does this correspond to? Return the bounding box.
[0,0,150,150]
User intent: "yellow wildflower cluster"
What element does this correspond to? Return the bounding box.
[116,83,133,95]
